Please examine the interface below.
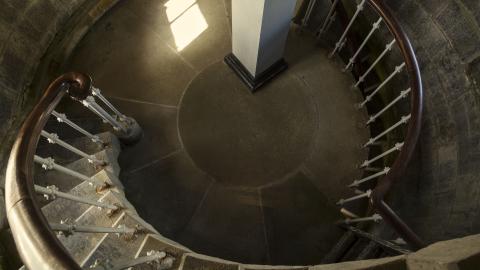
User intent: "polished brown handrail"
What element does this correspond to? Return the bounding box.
[5,72,91,270]
[364,0,425,249]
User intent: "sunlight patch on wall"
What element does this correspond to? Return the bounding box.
[165,0,208,51]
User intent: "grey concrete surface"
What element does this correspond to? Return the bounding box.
[66,0,369,265]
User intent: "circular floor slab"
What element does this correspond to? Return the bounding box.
[178,61,317,187]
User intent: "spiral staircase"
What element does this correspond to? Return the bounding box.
[5,0,431,269]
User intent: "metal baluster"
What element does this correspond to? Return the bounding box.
[337,190,372,205]
[358,62,406,108]
[34,185,119,210]
[343,18,383,71]
[317,0,340,37]
[50,222,136,236]
[82,96,127,133]
[349,167,390,187]
[367,88,411,124]
[364,115,411,147]
[34,155,99,187]
[344,214,382,224]
[354,39,396,88]
[360,142,404,168]
[91,87,126,120]
[52,111,104,144]
[302,0,317,28]
[40,131,106,166]
[365,167,383,172]
[329,0,366,58]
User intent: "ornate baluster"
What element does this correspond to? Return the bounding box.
[34,185,119,211]
[360,142,404,168]
[50,221,137,236]
[367,88,411,124]
[354,39,396,88]
[40,130,106,166]
[91,87,126,121]
[52,111,104,145]
[364,115,411,147]
[349,167,390,187]
[329,0,366,58]
[302,0,317,28]
[82,96,128,133]
[358,62,406,108]
[33,155,107,189]
[343,18,383,71]
[344,214,382,224]
[79,89,142,143]
[337,190,372,205]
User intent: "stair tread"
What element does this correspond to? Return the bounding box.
[56,191,125,264]
[35,147,121,195]
[81,213,149,268]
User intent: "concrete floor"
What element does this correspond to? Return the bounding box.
[67,0,369,265]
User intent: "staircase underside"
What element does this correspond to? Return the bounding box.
[64,0,370,265]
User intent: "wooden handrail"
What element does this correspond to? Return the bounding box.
[5,72,91,270]
[365,0,425,249]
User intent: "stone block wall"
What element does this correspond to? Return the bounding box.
[0,0,119,230]
[383,0,480,244]
[299,0,480,245]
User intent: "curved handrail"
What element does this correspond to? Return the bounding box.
[5,72,91,270]
[365,0,424,249]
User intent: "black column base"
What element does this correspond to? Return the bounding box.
[224,53,288,92]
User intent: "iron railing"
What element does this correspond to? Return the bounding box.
[4,72,156,270]
[316,0,424,249]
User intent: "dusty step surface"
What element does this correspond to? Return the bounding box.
[81,212,150,268]
[56,191,125,264]
[132,234,192,270]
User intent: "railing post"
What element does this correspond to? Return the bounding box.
[329,0,366,58]
[79,94,142,144]
[34,185,120,211]
[40,130,106,166]
[52,111,104,145]
[33,155,109,190]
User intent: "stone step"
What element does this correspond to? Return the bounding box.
[81,213,150,268]
[55,191,125,265]
[36,132,120,165]
[179,253,240,270]
[131,234,192,269]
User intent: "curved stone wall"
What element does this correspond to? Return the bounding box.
[385,0,480,244]
[299,0,480,246]
[0,0,119,230]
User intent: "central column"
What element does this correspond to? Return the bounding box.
[225,0,297,91]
